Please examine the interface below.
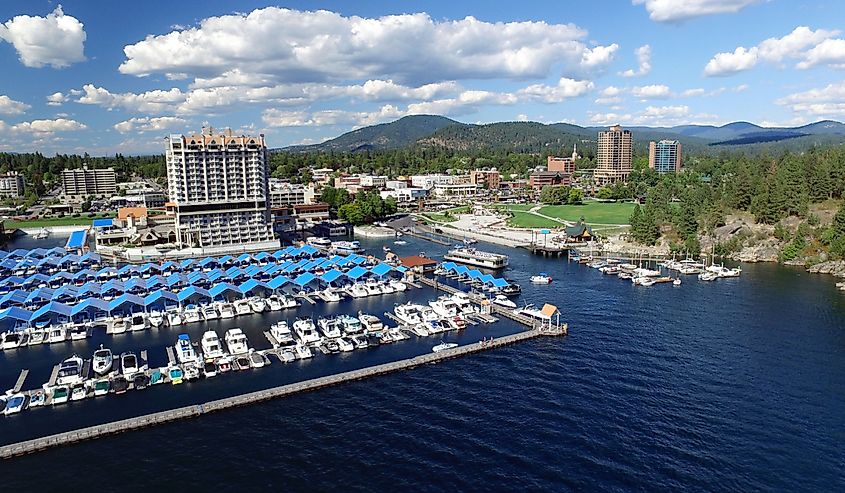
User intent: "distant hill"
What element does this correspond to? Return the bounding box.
[278,116,845,154]
[279,115,458,153]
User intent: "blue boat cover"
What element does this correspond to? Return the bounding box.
[293,272,316,286]
[346,266,368,279]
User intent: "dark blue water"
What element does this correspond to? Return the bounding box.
[2,235,844,492]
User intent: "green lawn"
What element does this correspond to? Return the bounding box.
[495,204,535,212]
[5,214,116,228]
[538,202,635,225]
[506,211,561,229]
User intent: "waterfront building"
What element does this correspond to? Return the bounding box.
[649,140,682,174]
[292,202,331,225]
[470,169,501,190]
[269,181,315,207]
[594,125,633,185]
[0,172,24,198]
[165,131,277,252]
[61,166,117,200]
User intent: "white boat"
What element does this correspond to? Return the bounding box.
[698,271,718,281]
[175,334,199,364]
[202,305,219,321]
[331,240,364,255]
[203,361,218,378]
[317,317,343,339]
[69,324,89,340]
[3,393,27,415]
[234,299,252,316]
[347,283,368,298]
[27,328,46,345]
[201,331,225,360]
[320,288,341,302]
[216,356,233,373]
[338,314,363,334]
[420,307,439,323]
[450,293,479,315]
[166,309,183,327]
[514,304,552,322]
[530,273,553,284]
[364,279,382,296]
[707,264,742,278]
[337,337,354,352]
[429,297,460,317]
[492,294,517,308]
[294,343,313,359]
[306,236,332,249]
[225,328,250,355]
[34,228,49,239]
[248,297,266,313]
[70,383,87,401]
[266,296,283,311]
[183,364,201,380]
[432,342,458,353]
[389,280,407,292]
[92,345,113,376]
[148,310,165,328]
[350,334,370,349]
[380,282,396,294]
[51,386,69,405]
[56,355,84,385]
[120,351,139,376]
[358,313,383,333]
[129,314,148,331]
[278,294,299,309]
[293,318,320,345]
[249,350,266,368]
[47,325,68,343]
[270,320,294,345]
[1,331,23,350]
[673,278,682,286]
[394,303,426,325]
[93,379,110,396]
[184,305,202,323]
[394,240,407,245]
[443,247,508,269]
[28,390,45,407]
[218,302,236,319]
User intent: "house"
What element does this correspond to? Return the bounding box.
[399,255,438,274]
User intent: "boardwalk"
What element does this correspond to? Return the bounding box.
[0,327,563,459]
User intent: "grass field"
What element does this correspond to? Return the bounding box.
[422,205,472,223]
[506,211,561,229]
[5,214,116,228]
[538,202,635,225]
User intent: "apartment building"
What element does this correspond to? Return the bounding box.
[594,125,633,185]
[61,167,117,200]
[0,172,24,198]
[649,140,682,174]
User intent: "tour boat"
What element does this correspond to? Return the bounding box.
[56,355,85,386]
[294,343,313,359]
[432,342,459,353]
[1,331,23,350]
[293,318,320,345]
[266,295,283,311]
[201,331,225,360]
[70,383,87,401]
[166,309,183,327]
[92,345,113,376]
[530,273,553,284]
[248,297,266,313]
[234,299,252,315]
[129,313,148,332]
[270,320,294,345]
[52,385,70,405]
[183,305,202,323]
[224,328,250,355]
[120,351,139,377]
[3,393,26,415]
[202,305,219,321]
[337,337,354,352]
[218,302,236,319]
[148,310,165,328]
[93,379,110,396]
[443,247,509,269]
[331,240,364,255]
[175,334,199,364]
[492,294,517,308]
[306,236,332,249]
[317,317,343,339]
[358,313,383,333]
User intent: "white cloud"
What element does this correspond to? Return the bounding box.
[681,88,707,97]
[77,84,186,113]
[705,26,841,76]
[10,118,86,133]
[776,81,845,118]
[0,95,30,115]
[619,45,652,77]
[516,114,529,122]
[590,105,719,126]
[46,92,67,106]
[797,38,845,69]
[517,78,594,102]
[113,116,187,134]
[0,6,86,68]
[120,8,615,85]
[630,84,671,99]
[634,0,762,22]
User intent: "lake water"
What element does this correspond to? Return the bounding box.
[1,234,843,492]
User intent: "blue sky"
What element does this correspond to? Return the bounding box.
[1,0,845,154]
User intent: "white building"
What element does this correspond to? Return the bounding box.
[165,131,277,252]
[380,188,428,203]
[410,174,469,190]
[0,172,24,198]
[385,180,409,190]
[61,167,117,201]
[432,183,479,198]
[359,175,388,188]
[269,181,315,207]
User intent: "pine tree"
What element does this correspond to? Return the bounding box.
[775,156,809,217]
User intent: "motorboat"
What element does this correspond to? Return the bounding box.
[56,355,84,386]
[380,282,396,294]
[389,280,407,292]
[234,299,252,315]
[409,324,431,337]
[120,351,139,376]
[183,305,202,323]
[92,345,113,376]
[52,385,70,404]
[47,325,67,343]
[331,240,364,255]
[530,273,553,284]
[337,337,354,352]
[492,294,517,308]
[364,279,382,296]
[112,376,129,394]
[224,328,250,355]
[390,327,409,341]
[148,310,165,328]
[501,281,521,295]
[175,334,199,364]
[203,361,218,378]
[429,297,460,318]
[266,295,283,311]
[350,334,370,349]
[134,373,151,390]
[166,309,183,327]
[293,318,320,345]
[347,283,368,298]
[233,354,251,370]
[514,304,552,322]
[270,321,294,345]
[202,305,219,321]
[323,339,340,354]
[358,313,383,333]
[248,297,266,313]
[707,264,742,278]
[129,314,148,331]
[444,247,508,269]
[93,379,110,396]
[3,393,27,415]
[28,390,45,407]
[70,383,87,401]
[320,288,341,302]
[279,349,296,363]
[445,316,467,330]
[451,293,479,315]
[216,356,232,373]
[70,324,89,340]
[169,366,184,385]
[111,318,130,335]
[277,294,299,309]
[306,236,332,249]
[183,364,200,380]
[293,343,312,359]
[218,302,236,319]
[698,271,718,281]
[338,314,363,334]
[394,303,427,325]
[27,328,46,345]
[201,331,225,360]
[249,350,266,368]
[673,278,682,286]
[394,240,407,245]
[420,307,439,323]
[317,317,343,339]
[1,331,23,350]
[432,342,458,353]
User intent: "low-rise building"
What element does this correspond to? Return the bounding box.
[313,221,353,237]
[385,179,410,190]
[0,172,25,198]
[529,171,574,191]
[359,175,387,188]
[292,202,331,224]
[380,188,428,203]
[432,182,479,198]
[310,167,335,184]
[470,169,501,190]
[410,174,469,190]
[269,181,315,207]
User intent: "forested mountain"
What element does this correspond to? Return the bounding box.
[281,115,458,152]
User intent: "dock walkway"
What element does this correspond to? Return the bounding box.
[0,326,565,459]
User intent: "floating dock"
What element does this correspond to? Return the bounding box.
[0,324,565,459]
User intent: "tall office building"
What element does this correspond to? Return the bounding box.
[165,131,277,252]
[594,125,633,185]
[0,172,25,198]
[649,140,682,174]
[61,167,117,199]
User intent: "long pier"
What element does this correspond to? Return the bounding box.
[0,326,564,459]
